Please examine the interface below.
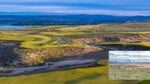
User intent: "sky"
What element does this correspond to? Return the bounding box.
[109,51,150,63]
[0,0,150,16]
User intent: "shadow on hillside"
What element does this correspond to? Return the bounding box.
[20,50,108,75]
[0,40,23,66]
[98,44,150,50]
[58,50,108,61]
[0,40,109,76]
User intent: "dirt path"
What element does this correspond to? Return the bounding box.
[0,59,96,76]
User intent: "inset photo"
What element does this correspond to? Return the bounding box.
[109,51,150,80]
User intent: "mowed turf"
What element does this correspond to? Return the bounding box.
[0,26,89,48]
[21,34,53,48]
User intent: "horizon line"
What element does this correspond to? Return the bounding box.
[0,14,150,17]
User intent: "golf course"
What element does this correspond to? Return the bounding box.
[0,22,150,84]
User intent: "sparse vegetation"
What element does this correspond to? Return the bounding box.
[109,64,150,80]
[0,22,150,84]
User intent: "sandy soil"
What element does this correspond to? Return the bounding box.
[109,63,150,80]
[110,64,150,69]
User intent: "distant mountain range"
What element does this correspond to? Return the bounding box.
[0,14,150,25]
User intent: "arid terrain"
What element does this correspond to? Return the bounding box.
[109,64,150,80]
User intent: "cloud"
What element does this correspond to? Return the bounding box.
[109,51,150,63]
[0,5,149,16]
[55,9,150,16]
[0,0,149,16]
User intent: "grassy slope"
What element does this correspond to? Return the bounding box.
[0,23,150,84]
[0,61,139,84]
[0,26,89,48]
[0,23,150,48]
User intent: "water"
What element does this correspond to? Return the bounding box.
[0,25,27,29]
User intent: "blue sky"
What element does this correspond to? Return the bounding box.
[109,51,150,63]
[0,0,150,16]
